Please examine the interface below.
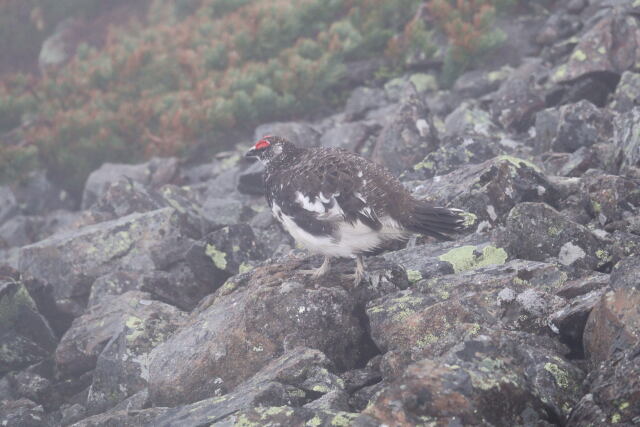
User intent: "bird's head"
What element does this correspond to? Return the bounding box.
[245,135,297,164]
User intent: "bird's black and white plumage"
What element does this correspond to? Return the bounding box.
[245,135,465,284]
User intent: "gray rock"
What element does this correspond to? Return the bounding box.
[12,171,75,215]
[86,295,185,415]
[371,95,438,175]
[580,171,640,226]
[148,258,406,406]
[319,121,378,152]
[443,102,499,138]
[253,122,320,148]
[0,267,57,374]
[237,161,265,196]
[81,157,180,210]
[534,100,613,153]
[344,87,388,120]
[608,107,640,177]
[610,71,640,113]
[0,186,19,226]
[498,202,608,271]
[69,407,168,427]
[186,224,265,292]
[411,156,558,228]
[0,215,40,249]
[452,67,512,99]
[20,207,199,317]
[55,291,184,378]
[0,399,47,427]
[212,406,363,427]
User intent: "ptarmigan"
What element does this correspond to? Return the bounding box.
[246,135,465,284]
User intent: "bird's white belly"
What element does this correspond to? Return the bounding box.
[273,203,405,258]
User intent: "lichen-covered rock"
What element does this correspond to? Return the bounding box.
[552,8,640,84]
[490,60,548,131]
[19,207,199,317]
[405,133,505,180]
[498,202,608,271]
[443,102,499,137]
[0,398,48,427]
[85,296,185,415]
[0,185,19,226]
[371,95,438,175]
[55,291,184,378]
[69,407,168,427]
[0,266,57,374]
[610,71,640,113]
[149,258,406,406]
[410,157,559,228]
[608,107,640,177]
[567,348,640,426]
[583,286,640,366]
[534,100,613,153]
[319,121,378,152]
[366,331,583,426]
[186,224,265,292]
[212,406,365,427]
[153,347,346,426]
[580,171,640,226]
[344,86,388,120]
[81,157,180,209]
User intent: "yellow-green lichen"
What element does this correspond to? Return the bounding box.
[619,401,630,411]
[0,283,36,326]
[206,244,227,270]
[307,415,323,427]
[413,159,435,171]
[239,262,253,274]
[468,323,481,336]
[596,249,612,266]
[553,64,568,82]
[571,49,587,62]
[311,384,331,393]
[437,290,450,300]
[406,270,423,284]
[416,333,439,348]
[544,362,569,389]
[591,200,602,214]
[611,413,622,424]
[461,212,477,228]
[438,245,508,274]
[233,413,258,427]
[494,155,542,173]
[548,226,561,237]
[410,73,438,93]
[331,412,357,427]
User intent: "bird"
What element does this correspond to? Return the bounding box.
[245,135,466,285]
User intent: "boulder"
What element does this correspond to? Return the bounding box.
[20,207,199,317]
[410,157,559,228]
[610,71,640,113]
[0,266,57,374]
[498,202,608,271]
[319,121,378,153]
[371,95,438,175]
[534,100,613,154]
[55,291,184,378]
[81,157,180,210]
[148,257,407,406]
[344,86,388,120]
[580,171,640,226]
[608,107,640,177]
[0,399,47,427]
[0,186,18,226]
[69,407,168,427]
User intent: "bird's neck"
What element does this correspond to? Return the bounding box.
[265,146,304,170]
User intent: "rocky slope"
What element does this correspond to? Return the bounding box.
[2,1,640,426]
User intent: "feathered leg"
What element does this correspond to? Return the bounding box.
[299,256,331,279]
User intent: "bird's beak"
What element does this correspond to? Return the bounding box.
[245,148,258,159]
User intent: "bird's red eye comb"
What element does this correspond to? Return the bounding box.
[255,138,270,150]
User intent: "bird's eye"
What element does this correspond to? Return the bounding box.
[255,139,270,150]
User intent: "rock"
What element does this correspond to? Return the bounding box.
[534,100,613,154]
[344,87,388,120]
[452,67,512,100]
[0,266,57,374]
[153,347,345,425]
[443,102,498,138]
[536,11,582,46]
[555,272,610,299]
[55,291,184,378]
[149,257,406,406]
[365,331,583,425]
[549,288,608,356]
[498,202,608,271]
[490,60,548,132]
[609,255,640,291]
[608,107,640,177]
[405,133,505,180]
[81,157,180,209]
[553,8,640,84]
[253,122,320,148]
[567,348,640,426]
[410,157,559,228]
[580,171,640,226]
[371,95,438,175]
[12,171,75,215]
[90,179,163,219]
[20,207,199,317]
[0,215,40,249]
[0,399,47,427]
[59,403,85,426]
[69,407,168,427]
[9,360,54,408]
[200,197,252,228]
[610,71,640,113]
[583,286,640,366]
[237,161,265,196]
[186,224,265,292]
[85,295,185,415]
[319,121,378,153]
[0,185,18,226]
[212,406,364,427]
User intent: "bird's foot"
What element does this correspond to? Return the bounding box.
[343,255,367,287]
[298,257,331,280]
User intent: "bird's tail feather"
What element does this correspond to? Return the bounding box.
[406,202,466,240]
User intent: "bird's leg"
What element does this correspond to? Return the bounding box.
[354,255,366,285]
[298,256,331,279]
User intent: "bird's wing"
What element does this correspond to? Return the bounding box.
[287,155,383,231]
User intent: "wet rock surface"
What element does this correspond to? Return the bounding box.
[3,3,640,425]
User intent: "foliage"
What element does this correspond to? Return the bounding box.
[0,0,514,194]
[428,0,512,86]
